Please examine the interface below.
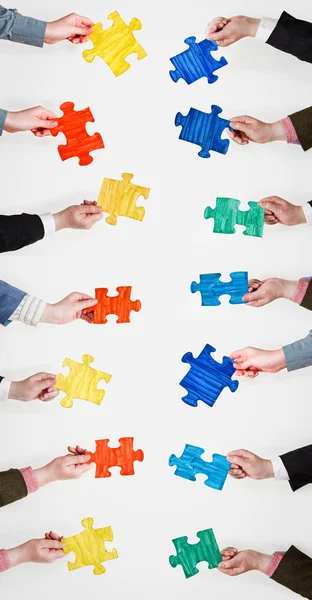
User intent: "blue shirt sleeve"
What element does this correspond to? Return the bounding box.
[0,279,26,326]
[0,6,47,47]
[0,109,7,135]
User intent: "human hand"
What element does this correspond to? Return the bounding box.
[9,373,58,402]
[34,449,91,487]
[259,196,306,226]
[44,13,94,44]
[53,202,103,231]
[7,536,64,568]
[230,347,287,378]
[228,116,286,145]
[40,292,97,325]
[218,548,272,575]
[243,278,298,307]
[206,16,260,47]
[227,449,274,480]
[4,107,57,137]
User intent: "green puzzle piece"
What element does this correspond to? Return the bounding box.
[204,197,264,237]
[169,528,222,578]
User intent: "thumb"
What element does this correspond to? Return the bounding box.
[38,119,58,129]
[226,454,249,469]
[73,25,93,35]
[39,376,57,390]
[78,297,98,310]
[259,200,280,213]
[79,204,102,214]
[42,539,64,549]
[66,453,90,465]
[230,121,253,135]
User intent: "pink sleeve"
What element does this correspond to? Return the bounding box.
[265,552,285,577]
[291,278,311,305]
[0,549,10,573]
[19,467,39,494]
[280,117,299,144]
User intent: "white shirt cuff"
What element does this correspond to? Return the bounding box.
[9,294,46,327]
[302,203,312,226]
[272,457,289,481]
[0,378,11,402]
[256,16,279,41]
[39,213,55,236]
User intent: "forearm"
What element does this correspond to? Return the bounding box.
[283,330,312,371]
[0,6,46,47]
[0,467,38,507]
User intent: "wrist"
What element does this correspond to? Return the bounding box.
[273,349,287,371]
[262,459,274,479]
[34,464,56,487]
[8,381,22,401]
[3,112,15,133]
[6,544,28,568]
[294,205,307,225]
[269,121,287,142]
[246,17,261,37]
[254,551,273,573]
[281,279,299,300]
[52,210,68,232]
[40,303,58,325]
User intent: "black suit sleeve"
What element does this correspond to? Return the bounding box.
[267,11,312,63]
[280,444,312,491]
[271,546,312,599]
[0,213,44,253]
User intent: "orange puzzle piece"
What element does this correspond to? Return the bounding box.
[88,437,144,478]
[50,101,104,166]
[86,286,141,323]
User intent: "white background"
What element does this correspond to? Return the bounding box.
[0,0,312,598]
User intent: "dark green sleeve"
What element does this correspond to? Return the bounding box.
[301,280,312,311]
[0,469,28,507]
[271,545,312,599]
[289,106,312,151]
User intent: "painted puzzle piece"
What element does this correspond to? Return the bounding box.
[191,272,248,306]
[50,101,104,166]
[169,528,222,578]
[86,287,141,324]
[55,354,111,409]
[175,105,232,158]
[204,197,264,237]
[97,173,150,225]
[180,343,238,408]
[82,12,147,76]
[170,37,227,85]
[62,517,118,575]
[88,437,144,477]
[169,445,230,490]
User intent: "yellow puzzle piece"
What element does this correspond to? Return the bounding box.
[55,354,111,409]
[97,172,150,225]
[62,517,118,575]
[82,12,147,76]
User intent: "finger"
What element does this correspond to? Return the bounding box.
[229,350,244,360]
[48,549,65,559]
[78,298,98,310]
[82,200,97,206]
[45,531,62,541]
[87,213,103,224]
[68,445,87,455]
[42,539,64,549]
[221,547,238,555]
[39,390,59,401]
[73,25,93,36]
[79,204,102,214]
[208,29,229,41]
[77,16,95,27]
[80,312,94,324]
[66,453,90,465]
[70,292,96,302]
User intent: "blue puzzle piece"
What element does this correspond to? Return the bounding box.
[169,444,230,490]
[175,105,232,158]
[191,272,248,306]
[169,37,227,85]
[180,343,239,408]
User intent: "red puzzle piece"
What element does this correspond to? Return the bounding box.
[87,286,141,323]
[50,101,104,166]
[88,437,144,477]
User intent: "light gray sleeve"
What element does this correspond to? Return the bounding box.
[0,109,7,135]
[283,330,312,371]
[0,6,47,47]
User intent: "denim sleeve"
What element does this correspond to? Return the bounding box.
[0,279,26,326]
[0,6,47,47]
[283,330,312,371]
[0,109,7,135]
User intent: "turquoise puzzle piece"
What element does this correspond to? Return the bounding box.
[169,444,230,490]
